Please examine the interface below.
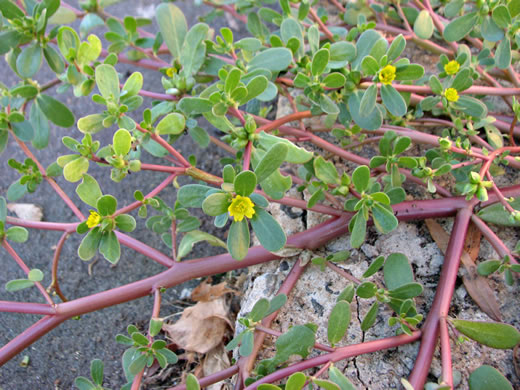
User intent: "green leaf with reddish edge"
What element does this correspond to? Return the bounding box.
[177,230,226,261]
[156,3,187,60]
[97,194,117,216]
[202,192,231,216]
[36,94,75,128]
[452,319,520,349]
[234,171,257,197]
[383,253,414,290]
[78,227,102,261]
[250,208,286,252]
[99,230,120,264]
[328,300,351,346]
[227,219,249,260]
[469,365,513,390]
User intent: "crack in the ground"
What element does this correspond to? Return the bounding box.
[354,296,369,389]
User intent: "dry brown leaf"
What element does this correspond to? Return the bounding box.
[191,278,235,302]
[464,221,481,262]
[163,298,233,354]
[7,203,43,221]
[425,219,502,321]
[202,344,231,390]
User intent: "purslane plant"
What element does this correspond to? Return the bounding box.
[1,0,520,389]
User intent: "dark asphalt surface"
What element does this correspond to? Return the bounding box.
[0,1,245,388]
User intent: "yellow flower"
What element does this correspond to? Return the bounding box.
[444,88,459,102]
[228,195,255,222]
[379,65,396,85]
[86,211,101,228]
[444,60,460,75]
[166,67,175,77]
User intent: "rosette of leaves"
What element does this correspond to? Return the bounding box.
[178,167,286,260]
[354,34,424,122]
[56,26,103,97]
[116,322,178,390]
[356,253,424,335]
[56,133,100,183]
[423,70,488,119]
[77,65,144,133]
[226,294,287,357]
[96,128,141,182]
[344,165,401,248]
[74,359,109,390]
[104,16,154,59]
[0,0,66,79]
[6,158,43,201]
[369,131,418,189]
[443,0,516,70]
[76,175,136,264]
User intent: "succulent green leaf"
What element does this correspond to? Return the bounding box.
[6,226,29,243]
[99,230,120,263]
[95,64,120,101]
[228,219,250,260]
[16,43,43,79]
[64,156,89,182]
[78,227,102,260]
[469,365,513,390]
[327,301,351,346]
[202,192,231,216]
[255,143,288,183]
[414,10,434,39]
[381,84,407,117]
[383,253,414,290]
[36,94,75,128]
[314,156,339,185]
[97,194,117,216]
[361,302,379,331]
[177,230,226,261]
[113,129,132,155]
[452,319,520,349]
[250,208,286,252]
[444,12,478,42]
[249,47,292,72]
[156,113,186,135]
[156,3,187,60]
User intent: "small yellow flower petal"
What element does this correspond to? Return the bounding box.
[228,195,256,222]
[86,211,101,228]
[166,67,175,77]
[444,60,460,76]
[444,88,459,102]
[379,65,396,85]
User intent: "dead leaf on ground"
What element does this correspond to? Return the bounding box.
[7,203,43,221]
[163,298,233,354]
[203,343,231,390]
[191,278,236,302]
[425,219,502,321]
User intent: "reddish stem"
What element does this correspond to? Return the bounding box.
[439,317,453,388]
[0,301,56,315]
[2,241,54,305]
